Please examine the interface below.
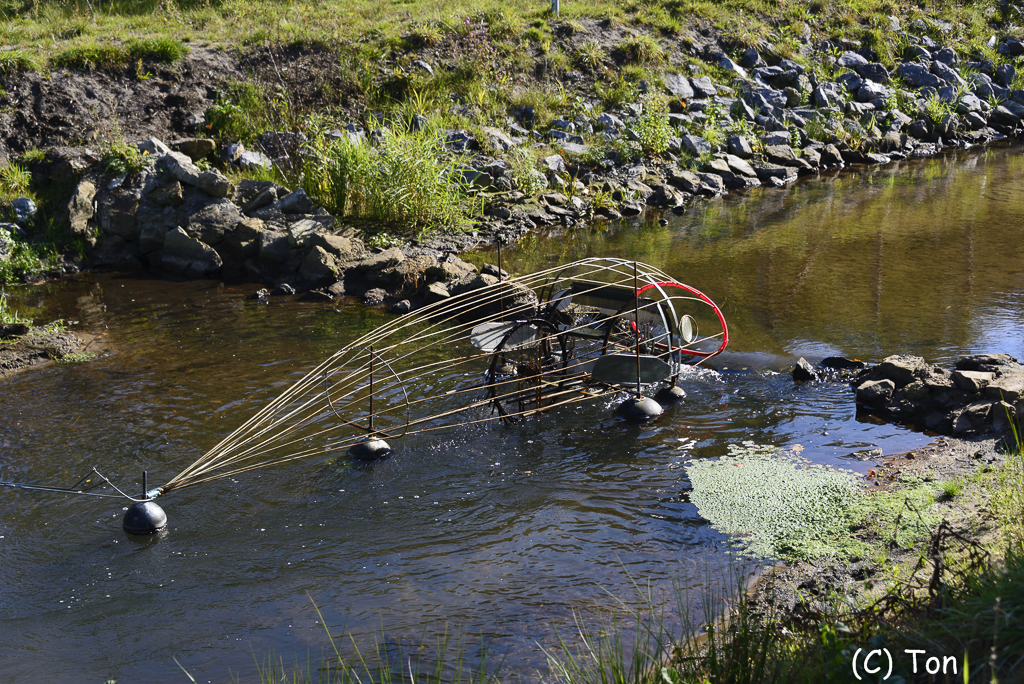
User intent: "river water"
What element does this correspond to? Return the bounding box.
[1,144,1023,682]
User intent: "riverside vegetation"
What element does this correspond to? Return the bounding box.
[5,0,1024,303]
[2,0,1024,681]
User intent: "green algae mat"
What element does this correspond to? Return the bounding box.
[688,442,860,559]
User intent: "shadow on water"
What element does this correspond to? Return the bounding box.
[0,145,1023,681]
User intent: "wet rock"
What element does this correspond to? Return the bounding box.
[952,370,996,393]
[97,183,141,241]
[298,246,339,287]
[162,227,223,277]
[258,230,292,265]
[363,288,388,307]
[647,183,686,207]
[753,163,797,184]
[763,145,803,168]
[138,223,171,255]
[819,145,845,167]
[857,379,895,404]
[0,322,31,337]
[299,289,334,302]
[792,357,817,382]
[221,216,263,260]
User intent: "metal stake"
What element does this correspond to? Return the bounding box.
[369,346,375,433]
[634,262,641,398]
[497,238,504,323]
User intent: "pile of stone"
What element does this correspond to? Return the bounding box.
[60,137,487,311]
[852,353,1024,438]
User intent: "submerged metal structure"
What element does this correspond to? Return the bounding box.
[3,258,728,531]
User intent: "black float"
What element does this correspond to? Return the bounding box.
[122,500,168,534]
[122,471,167,534]
[348,438,392,459]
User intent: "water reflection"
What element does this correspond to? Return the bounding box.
[495,143,1024,364]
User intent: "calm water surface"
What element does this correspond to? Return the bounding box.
[1,144,1023,682]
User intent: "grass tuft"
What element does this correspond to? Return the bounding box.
[302,122,477,236]
[0,49,35,74]
[53,37,188,70]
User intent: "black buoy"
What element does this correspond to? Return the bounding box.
[348,438,392,460]
[123,500,168,534]
[617,396,664,421]
[655,384,686,404]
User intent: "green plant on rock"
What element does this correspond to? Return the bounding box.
[100,137,148,175]
[302,123,475,235]
[505,147,542,197]
[923,91,954,125]
[634,93,672,155]
[0,162,31,202]
[0,230,51,286]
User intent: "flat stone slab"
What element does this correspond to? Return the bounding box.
[953,369,996,393]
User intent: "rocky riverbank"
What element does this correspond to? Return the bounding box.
[5,20,1024,302]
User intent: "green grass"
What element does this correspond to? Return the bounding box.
[53,37,188,70]
[0,162,31,204]
[302,122,477,236]
[0,49,35,74]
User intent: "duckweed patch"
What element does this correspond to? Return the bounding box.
[689,442,859,560]
[690,442,950,562]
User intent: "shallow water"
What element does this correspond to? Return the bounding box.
[1,144,1023,682]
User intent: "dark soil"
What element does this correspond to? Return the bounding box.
[0,45,244,164]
